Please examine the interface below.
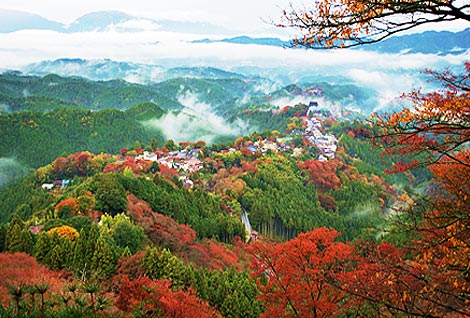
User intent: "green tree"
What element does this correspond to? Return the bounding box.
[93,174,127,216]
[91,238,116,279]
[5,214,34,254]
[111,216,145,254]
[0,223,7,252]
[143,247,190,289]
[72,228,88,275]
[164,139,177,151]
[34,232,52,265]
[150,137,159,150]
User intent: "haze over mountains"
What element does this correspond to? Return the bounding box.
[0,9,469,116]
[0,9,232,34]
[1,9,469,54]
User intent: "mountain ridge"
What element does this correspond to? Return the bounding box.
[192,28,470,55]
[1,9,468,55]
[0,9,230,35]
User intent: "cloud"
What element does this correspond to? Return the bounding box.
[0,158,30,188]
[110,19,162,32]
[141,91,250,144]
[0,28,467,115]
[0,103,11,113]
[346,69,423,112]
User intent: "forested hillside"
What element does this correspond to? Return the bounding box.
[0,60,459,318]
[0,88,417,316]
[0,103,166,168]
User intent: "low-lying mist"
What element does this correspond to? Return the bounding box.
[141,91,250,144]
[0,158,31,188]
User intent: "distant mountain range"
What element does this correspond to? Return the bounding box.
[363,28,470,55]
[21,59,250,83]
[0,9,230,34]
[193,36,289,47]
[0,9,63,33]
[193,29,470,55]
[1,9,469,55]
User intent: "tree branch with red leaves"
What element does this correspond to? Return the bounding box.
[278,0,470,48]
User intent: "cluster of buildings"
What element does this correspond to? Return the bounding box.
[136,148,203,174]
[304,117,338,161]
[303,102,339,161]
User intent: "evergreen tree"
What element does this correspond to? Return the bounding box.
[72,228,88,275]
[61,237,74,270]
[0,223,6,252]
[34,232,52,264]
[5,215,34,254]
[94,175,127,216]
[49,243,64,270]
[143,247,189,289]
[85,224,99,266]
[48,232,66,270]
[91,239,115,279]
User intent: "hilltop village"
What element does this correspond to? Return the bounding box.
[41,102,342,192]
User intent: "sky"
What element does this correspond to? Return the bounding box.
[0,0,291,33]
[1,0,468,32]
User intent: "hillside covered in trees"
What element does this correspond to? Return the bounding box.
[0,85,421,317]
[0,59,467,318]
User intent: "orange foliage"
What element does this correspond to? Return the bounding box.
[55,197,80,215]
[127,194,196,250]
[47,225,79,241]
[278,0,467,49]
[249,228,355,318]
[0,253,67,305]
[115,275,220,318]
[299,159,341,190]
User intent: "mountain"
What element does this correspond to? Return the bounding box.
[192,29,470,55]
[10,59,381,114]
[22,59,250,83]
[0,72,184,111]
[193,36,290,47]
[361,28,470,55]
[0,9,63,33]
[0,9,229,35]
[65,11,132,32]
[23,58,166,82]
[166,66,247,80]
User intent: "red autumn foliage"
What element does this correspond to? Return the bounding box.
[249,228,355,318]
[375,63,470,170]
[318,193,337,212]
[51,151,101,178]
[186,239,241,271]
[127,194,196,251]
[113,251,146,282]
[341,241,470,317]
[103,159,153,175]
[241,161,258,173]
[158,164,179,180]
[55,197,80,215]
[0,253,67,305]
[115,275,220,318]
[299,160,342,190]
